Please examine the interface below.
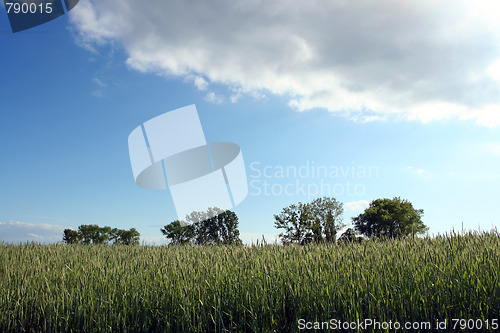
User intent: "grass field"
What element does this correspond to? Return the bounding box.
[1,231,499,332]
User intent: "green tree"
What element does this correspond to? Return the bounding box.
[338,228,362,243]
[274,202,311,244]
[353,197,427,238]
[78,224,109,244]
[274,197,344,244]
[63,225,140,245]
[191,208,219,245]
[309,197,344,242]
[63,229,80,244]
[162,208,242,245]
[109,228,121,243]
[216,210,243,245]
[161,221,195,245]
[114,228,141,245]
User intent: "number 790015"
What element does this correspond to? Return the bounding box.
[5,2,53,14]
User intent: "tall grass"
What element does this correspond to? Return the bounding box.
[0,231,499,332]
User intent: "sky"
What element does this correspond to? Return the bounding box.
[1,0,499,244]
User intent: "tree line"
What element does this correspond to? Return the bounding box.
[162,196,427,245]
[63,225,140,245]
[274,196,426,244]
[273,197,344,244]
[62,196,427,245]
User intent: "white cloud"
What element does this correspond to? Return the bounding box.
[92,77,107,87]
[344,200,370,212]
[70,0,500,126]
[193,76,209,91]
[230,88,243,103]
[204,92,224,104]
[0,221,68,244]
[91,77,107,97]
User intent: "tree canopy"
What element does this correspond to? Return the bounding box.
[63,225,140,245]
[353,197,427,238]
[274,197,344,244]
[160,221,194,245]
[338,228,363,243]
[162,208,242,245]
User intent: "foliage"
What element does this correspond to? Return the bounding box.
[160,221,194,245]
[353,197,427,238]
[111,228,141,245]
[63,225,140,245]
[273,202,311,244]
[1,231,499,332]
[77,224,110,244]
[274,197,344,244]
[162,208,242,245]
[338,228,363,243]
[309,197,344,242]
[63,229,80,244]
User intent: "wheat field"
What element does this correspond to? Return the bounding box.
[1,231,499,332]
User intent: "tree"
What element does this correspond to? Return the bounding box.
[309,197,345,242]
[353,197,427,238]
[63,229,80,244]
[274,202,312,244]
[162,208,242,245]
[113,228,141,245]
[215,210,242,245]
[78,224,109,244]
[274,197,344,244]
[338,228,363,243]
[191,208,220,245]
[63,225,140,245]
[161,221,195,245]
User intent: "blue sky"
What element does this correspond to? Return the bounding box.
[1,0,499,244]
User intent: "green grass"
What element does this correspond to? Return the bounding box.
[1,231,499,332]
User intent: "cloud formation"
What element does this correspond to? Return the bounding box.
[345,200,370,212]
[70,0,500,126]
[0,221,67,244]
[204,91,224,104]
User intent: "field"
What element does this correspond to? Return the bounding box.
[1,231,499,332]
